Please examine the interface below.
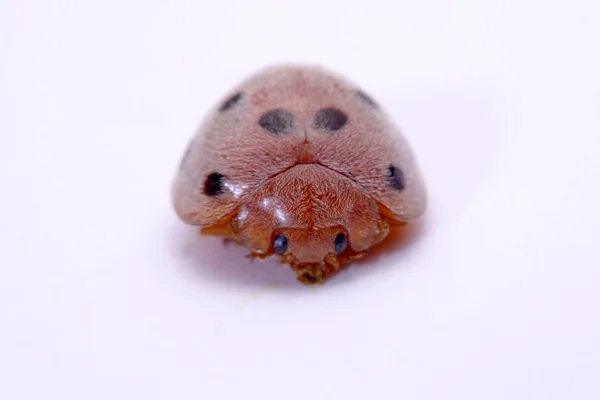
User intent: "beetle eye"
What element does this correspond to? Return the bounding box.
[273,233,288,255]
[334,233,347,255]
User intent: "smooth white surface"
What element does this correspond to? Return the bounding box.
[1,1,599,399]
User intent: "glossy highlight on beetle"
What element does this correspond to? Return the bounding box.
[172,64,426,284]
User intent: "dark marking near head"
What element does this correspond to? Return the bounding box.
[219,92,243,112]
[356,90,378,107]
[300,273,318,283]
[388,165,405,191]
[204,172,225,196]
[334,233,347,255]
[273,233,288,255]
[259,109,296,135]
[313,108,348,131]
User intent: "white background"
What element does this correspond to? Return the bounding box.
[1,1,599,399]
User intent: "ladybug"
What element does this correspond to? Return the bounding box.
[172,65,426,284]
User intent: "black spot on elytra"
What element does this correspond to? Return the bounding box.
[219,92,243,112]
[388,165,405,192]
[313,108,348,132]
[259,109,296,135]
[204,172,225,196]
[356,90,378,107]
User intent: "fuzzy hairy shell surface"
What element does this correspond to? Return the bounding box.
[172,64,426,284]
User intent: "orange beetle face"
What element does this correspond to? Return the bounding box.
[228,164,390,283]
[172,65,426,284]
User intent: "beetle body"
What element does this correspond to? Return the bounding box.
[172,65,426,284]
